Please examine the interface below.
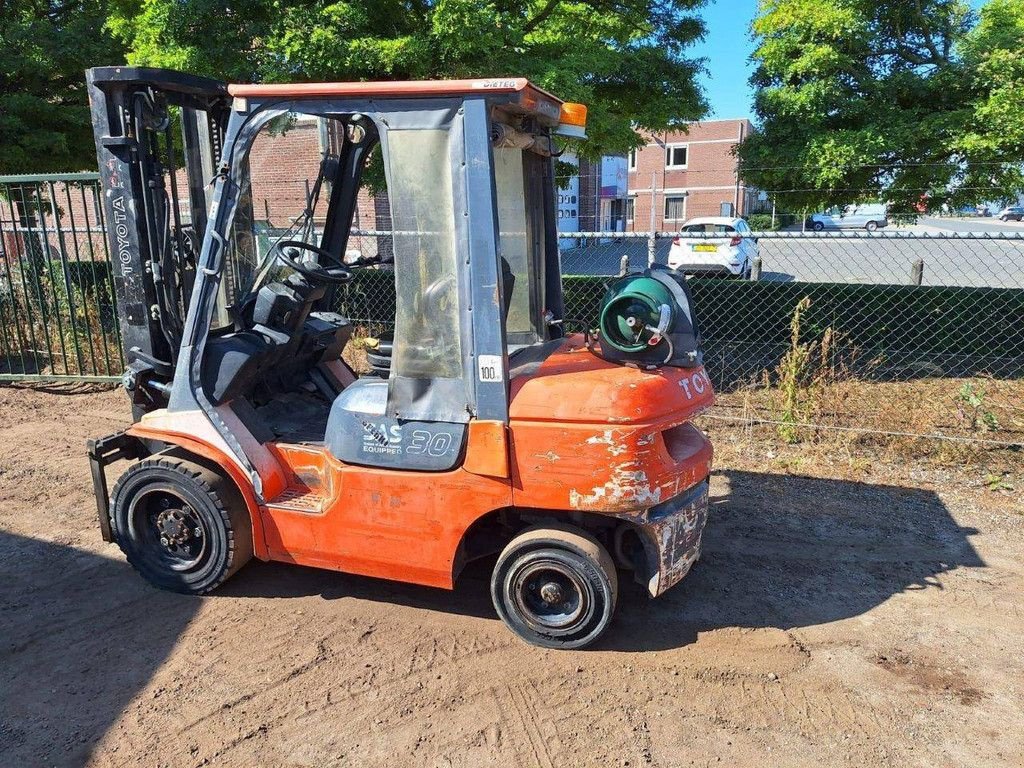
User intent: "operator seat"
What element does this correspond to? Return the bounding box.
[200,274,331,405]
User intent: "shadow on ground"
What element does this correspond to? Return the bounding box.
[0,532,200,767]
[603,469,984,651]
[223,468,983,653]
[0,468,985,764]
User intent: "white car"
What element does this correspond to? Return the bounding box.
[667,217,758,279]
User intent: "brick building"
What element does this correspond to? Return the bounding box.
[625,119,757,231]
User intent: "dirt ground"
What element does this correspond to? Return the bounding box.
[1,386,1022,768]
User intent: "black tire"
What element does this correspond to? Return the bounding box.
[865,221,878,232]
[110,454,253,594]
[812,221,825,232]
[491,525,618,650]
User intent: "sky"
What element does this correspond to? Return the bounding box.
[692,0,990,121]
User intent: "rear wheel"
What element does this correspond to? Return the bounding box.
[865,221,878,232]
[491,526,618,649]
[110,455,252,594]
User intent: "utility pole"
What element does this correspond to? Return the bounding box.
[648,171,657,267]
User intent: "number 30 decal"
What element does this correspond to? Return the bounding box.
[407,431,453,456]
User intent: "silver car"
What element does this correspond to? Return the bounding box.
[808,204,888,232]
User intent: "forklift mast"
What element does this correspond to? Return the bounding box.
[87,67,233,416]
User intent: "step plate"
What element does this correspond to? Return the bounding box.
[267,486,325,514]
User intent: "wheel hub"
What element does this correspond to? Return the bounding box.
[156,508,197,547]
[539,581,565,605]
[512,560,590,633]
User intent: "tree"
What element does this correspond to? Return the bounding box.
[106,0,709,158]
[738,0,1024,213]
[958,0,1024,200]
[0,1,124,174]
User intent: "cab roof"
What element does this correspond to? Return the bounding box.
[227,77,558,101]
[228,78,564,125]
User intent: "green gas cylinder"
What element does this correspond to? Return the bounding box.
[599,274,676,353]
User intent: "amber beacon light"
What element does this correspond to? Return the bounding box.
[556,102,588,138]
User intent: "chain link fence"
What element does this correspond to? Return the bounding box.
[334,229,1024,382]
[3,169,1022,447]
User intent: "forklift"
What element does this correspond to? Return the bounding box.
[85,67,714,649]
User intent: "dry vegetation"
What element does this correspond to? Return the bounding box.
[705,376,1023,499]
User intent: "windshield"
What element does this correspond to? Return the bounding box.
[683,223,736,234]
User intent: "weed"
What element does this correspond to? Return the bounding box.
[984,473,1014,493]
[776,297,818,443]
[956,382,1000,432]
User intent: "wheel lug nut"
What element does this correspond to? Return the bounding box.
[194,528,202,537]
[160,537,169,546]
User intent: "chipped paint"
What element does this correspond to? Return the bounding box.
[535,451,561,463]
[585,429,630,456]
[569,461,663,511]
[613,481,709,597]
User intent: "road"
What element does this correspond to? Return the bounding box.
[919,216,1024,233]
[559,232,1024,289]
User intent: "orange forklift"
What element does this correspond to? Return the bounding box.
[85,67,714,648]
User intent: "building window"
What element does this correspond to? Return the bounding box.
[665,195,686,221]
[625,197,635,222]
[665,144,688,169]
[628,148,637,171]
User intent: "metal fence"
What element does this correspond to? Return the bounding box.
[336,229,1024,383]
[0,173,123,381]
[3,172,1023,445]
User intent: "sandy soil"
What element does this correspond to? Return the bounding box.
[1,385,1022,768]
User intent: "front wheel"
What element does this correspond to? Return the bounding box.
[491,526,618,649]
[110,454,253,594]
[812,221,825,232]
[865,221,878,232]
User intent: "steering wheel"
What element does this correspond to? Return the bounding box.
[272,240,353,284]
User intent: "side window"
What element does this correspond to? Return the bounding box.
[386,128,462,380]
[628,148,637,171]
[664,196,686,221]
[665,144,688,169]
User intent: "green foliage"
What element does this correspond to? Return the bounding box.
[745,213,777,231]
[955,382,999,431]
[0,1,125,174]
[106,0,709,158]
[957,0,1024,198]
[739,0,1024,212]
